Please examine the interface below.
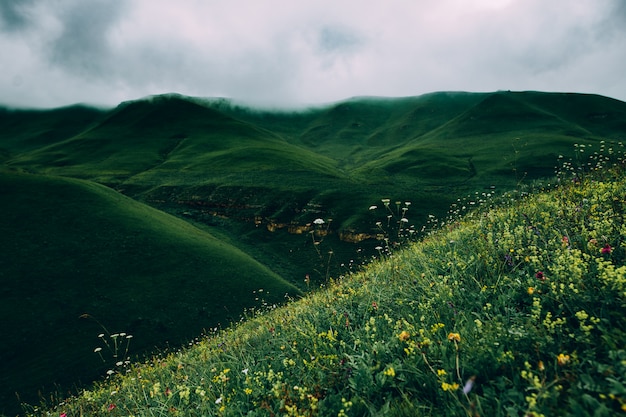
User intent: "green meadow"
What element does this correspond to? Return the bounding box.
[1,91,625,415]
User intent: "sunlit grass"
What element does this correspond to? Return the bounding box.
[26,146,626,416]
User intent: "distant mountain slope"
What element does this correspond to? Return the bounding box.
[0,170,301,413]
[0,104,105,157]
[2,91,625,273]
[2,90,625,279]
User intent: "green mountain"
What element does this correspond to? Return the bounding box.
[1,90,625,415]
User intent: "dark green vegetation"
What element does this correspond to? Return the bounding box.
[1,91,625,415]
[24,141,626,416]
[0,172,300,414]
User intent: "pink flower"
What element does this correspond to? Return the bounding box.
[601,244,612,254]
[107,403,117,411]
[535,271,545,281]
[60,413,67,417]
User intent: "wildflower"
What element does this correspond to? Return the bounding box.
[437,369,447,376]
[562,236,569,246]
[371,301,378,310]
[215,396,223,404]
[601,244,612,254]
[383,366,396,377]
[527,287,535,295]
[242,368,249,375]
[557,353,570,366]
[369,205,377,210]
[60,413,67,417]
[164,387,172,396]
[107,403,116,411]
[538,361,545,371]
[535,271,545,281]
[313,218,325,225]
[447,332,461,342]
[463,376,476,394]
[441,382,459,392]
[398,331,410,341]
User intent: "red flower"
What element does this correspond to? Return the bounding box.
[601,244,612,254]
[107,403,116,411]
[535,271,545,281]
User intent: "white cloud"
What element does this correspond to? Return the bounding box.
[0,0,624,108]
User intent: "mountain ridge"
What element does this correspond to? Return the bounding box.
[2,90,626,415]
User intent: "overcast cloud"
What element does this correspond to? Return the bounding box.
[1,0,625,108]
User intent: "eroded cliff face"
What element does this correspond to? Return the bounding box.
[139,184,377,243]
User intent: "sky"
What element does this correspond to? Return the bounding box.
[1,0,625,109]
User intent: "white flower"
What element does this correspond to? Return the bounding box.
[215,396,223,404]
[313,218,325,225]
[242,368,249,375]
[369,205,377,210]
[463,377,476,394]
[94,347,102,353]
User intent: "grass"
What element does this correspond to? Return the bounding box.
[21,144,626,416]
[0,171,300,415]
[2,90,626,415]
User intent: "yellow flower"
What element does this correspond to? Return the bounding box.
[527,287,535,295]
[557,353,570,366]
[383,366,396,377]
[437,369,447,376]
[398,331,410,341]
[441,382,459,391]
[447,332,461,342]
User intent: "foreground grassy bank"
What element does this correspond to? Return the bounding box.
[26,163,625,415]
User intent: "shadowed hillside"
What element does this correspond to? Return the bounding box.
[0,171,300,414]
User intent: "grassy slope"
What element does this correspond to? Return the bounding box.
[0,171,300,415]
[29,152,626,416]
[2,91,626,414]
[0,105,105,166]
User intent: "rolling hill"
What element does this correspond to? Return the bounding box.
[0,170,300,414]
[1,90,625,415]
